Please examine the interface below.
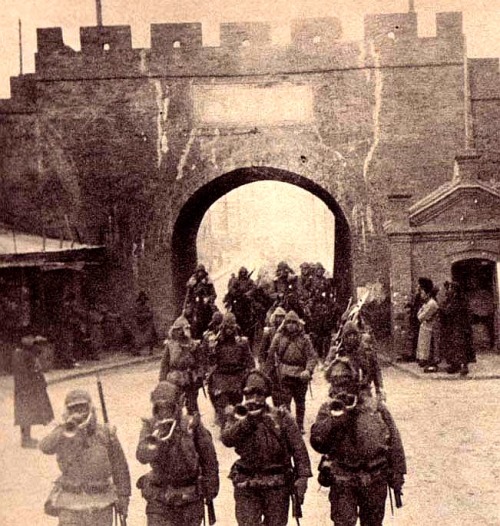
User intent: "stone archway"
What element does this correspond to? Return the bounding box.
[171,166,352,313]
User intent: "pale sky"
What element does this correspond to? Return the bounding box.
[1,0,500,98]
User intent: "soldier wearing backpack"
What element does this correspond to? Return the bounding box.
[221,370,312,526]
[39,389,131,525]
[159,315,204,415]
[263,310,318,434]
[310,358,406,526]
[136,381,219,526]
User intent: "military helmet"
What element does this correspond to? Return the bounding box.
[222,312,238,327]
[243,370,272,397]
[210,311,224,325]
[65,389,92,408]
[150,381,181,404]
[326,358,360,391]
[171,315,190,331]
[341,320,360,337]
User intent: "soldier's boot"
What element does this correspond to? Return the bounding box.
[21,426,38,449]
[296,405,306,434]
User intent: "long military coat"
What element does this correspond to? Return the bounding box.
[13,346,54,426]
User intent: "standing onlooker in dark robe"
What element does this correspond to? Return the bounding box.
[54,294,80,369]
[132,291,158,356]
[87,302,105,360]
[13,335,54,448]
[400,291,424,362]
[440,281,472,375]
[416,278,440,372]
[184,264,217,340]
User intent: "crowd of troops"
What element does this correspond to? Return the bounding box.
[183,261,341,361]
[14,261,407,526]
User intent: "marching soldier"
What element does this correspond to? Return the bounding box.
[159,315,204,415]
[272,261,303,317]
[200,311,224,417]
[224,266,257,342]
[264,310,318,434]
[184,264,217,339]
[39,389,131,525]
[200,311,224,361]
[325,320,385,402]
[221,370,312,526]
[206,312,254,428]
[136,381,219,526]
[308,263,335,360]
[258,306,286,367]
[311,358,406,526]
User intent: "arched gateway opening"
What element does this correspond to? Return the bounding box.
[171,167,352,313]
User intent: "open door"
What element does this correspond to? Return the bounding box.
[452,258,498,353]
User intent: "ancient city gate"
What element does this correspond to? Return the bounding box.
[0,10,499,347]
[171,167,352,309]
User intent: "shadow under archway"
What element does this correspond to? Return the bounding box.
[172,166,352,314]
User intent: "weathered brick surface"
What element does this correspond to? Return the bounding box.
[0,10,498,340]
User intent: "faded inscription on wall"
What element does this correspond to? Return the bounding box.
[192,84,314,126]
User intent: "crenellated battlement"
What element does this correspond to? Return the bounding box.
[364,11,418,41]
[469,58,500,99]
[33,11,466,81]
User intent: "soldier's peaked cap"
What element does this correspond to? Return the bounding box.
[65,389,92,407]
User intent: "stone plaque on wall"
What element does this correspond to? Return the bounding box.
[192,83,314,126]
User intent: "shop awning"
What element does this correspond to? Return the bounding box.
[0,227,105,269]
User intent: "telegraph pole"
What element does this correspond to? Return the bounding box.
[96,0,103,26]
[18,19,23,75]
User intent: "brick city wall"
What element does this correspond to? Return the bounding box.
[0,10,498,328]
